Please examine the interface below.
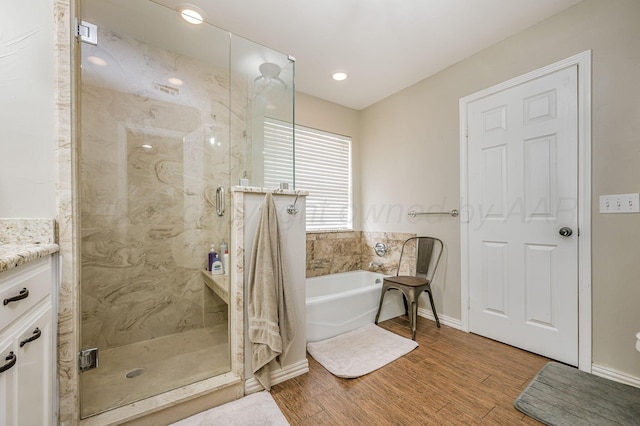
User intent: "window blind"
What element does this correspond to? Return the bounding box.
[264,118,352,230]
[263,119,294,189]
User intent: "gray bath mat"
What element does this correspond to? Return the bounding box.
[306,323,418,378]
[515,362,640,425]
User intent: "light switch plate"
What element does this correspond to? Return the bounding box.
[599,193,640,213]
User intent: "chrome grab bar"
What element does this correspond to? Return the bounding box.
[408,209,459,218]
[216,187,225,217]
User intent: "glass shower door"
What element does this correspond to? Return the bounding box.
[78,0,232,417]
[230,35,295,188]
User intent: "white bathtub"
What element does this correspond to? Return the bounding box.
[306,270,405,342]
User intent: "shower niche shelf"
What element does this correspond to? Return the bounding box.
[201,271,230,304]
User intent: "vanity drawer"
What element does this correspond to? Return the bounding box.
[0,257,51,331]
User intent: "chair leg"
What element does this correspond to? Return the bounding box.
[374,287,387,325]
[426,288,441,328]
[410,300,418,340]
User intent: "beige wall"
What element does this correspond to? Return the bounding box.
[358,0,640,378]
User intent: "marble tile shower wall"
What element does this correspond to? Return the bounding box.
[80,27,242,350]
[306,231,416,278]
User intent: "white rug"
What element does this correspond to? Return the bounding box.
[171,391,289,426]
[306,323,418,378]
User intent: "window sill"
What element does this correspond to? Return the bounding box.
[306,229,356,234]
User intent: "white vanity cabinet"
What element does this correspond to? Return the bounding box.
[0,256,56,426]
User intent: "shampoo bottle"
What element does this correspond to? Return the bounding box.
[222,250,230,275]
[211,255,223,275]
[208,245,217,272]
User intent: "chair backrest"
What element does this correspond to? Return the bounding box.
[398,237,443,282]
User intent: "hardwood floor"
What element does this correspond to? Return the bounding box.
[271,316,548,425]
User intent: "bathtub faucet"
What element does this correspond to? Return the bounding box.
[368,261,383,269]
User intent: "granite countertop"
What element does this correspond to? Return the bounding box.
[0,218,59,273]
[0,243,60,273]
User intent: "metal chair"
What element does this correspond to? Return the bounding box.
[374,236,443,340]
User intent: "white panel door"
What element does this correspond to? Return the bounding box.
[466,65,578,365]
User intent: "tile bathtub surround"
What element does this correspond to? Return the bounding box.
[305,231,417,278]
[361,231,417,275]
[306,231,363,278]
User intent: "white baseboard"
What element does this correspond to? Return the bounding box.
[417,307,463,330]
[244,359,309,394]
[591,364,640,388]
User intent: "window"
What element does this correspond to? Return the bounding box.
[264,118,352,230]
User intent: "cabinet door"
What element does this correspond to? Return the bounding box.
[0,337,18,426]
[15,301,53,426]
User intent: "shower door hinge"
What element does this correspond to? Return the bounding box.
[78,348,99,372]
[76,19,98,45]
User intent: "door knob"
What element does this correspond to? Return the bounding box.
[559,227,573,237]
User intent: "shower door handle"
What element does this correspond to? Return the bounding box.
[216,186,225,217]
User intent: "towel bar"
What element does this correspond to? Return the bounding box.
[408,209,459,218]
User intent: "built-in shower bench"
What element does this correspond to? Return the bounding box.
[201,270,229,304]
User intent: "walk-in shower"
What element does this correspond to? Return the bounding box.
[77,0,293,418]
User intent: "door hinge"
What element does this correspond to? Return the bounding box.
[78,348,99,372]
[76,19,98,45]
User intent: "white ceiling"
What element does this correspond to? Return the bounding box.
[153,0,583,110]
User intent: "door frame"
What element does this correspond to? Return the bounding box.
[459,51,592,372]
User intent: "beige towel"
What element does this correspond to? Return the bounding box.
[248,192,296,390]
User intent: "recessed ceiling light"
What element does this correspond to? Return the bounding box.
[181,8,204,24]
[332,72,348,81]
[168,77,184,86]
[87,55,107,66]
[142,144,153,149]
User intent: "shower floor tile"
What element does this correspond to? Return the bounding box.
[80,324,229,418]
